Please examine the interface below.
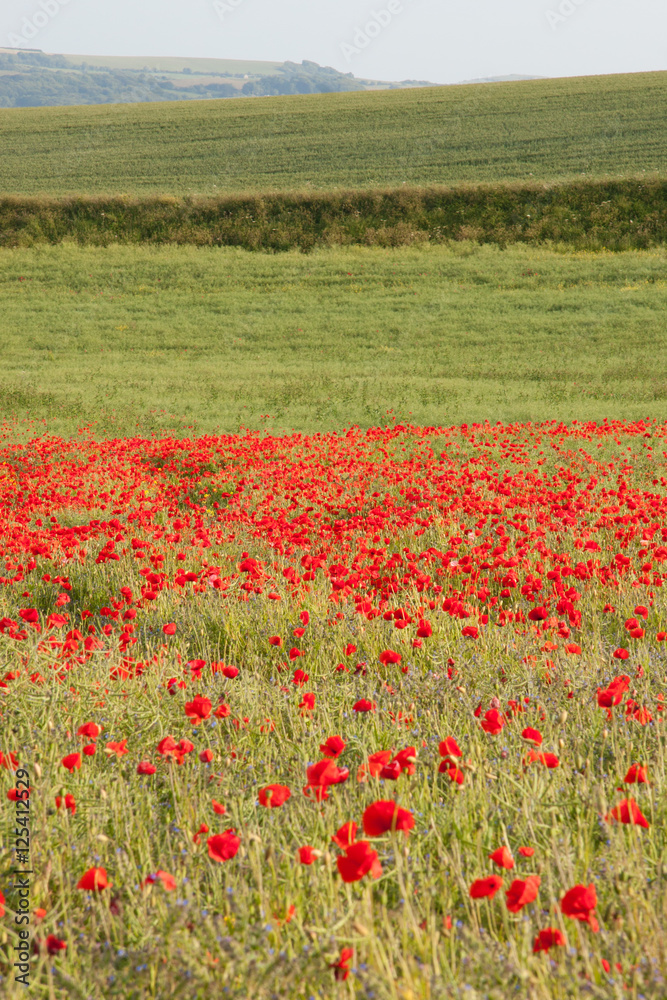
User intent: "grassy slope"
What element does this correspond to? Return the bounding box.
[0,243,666,438]
[0,72,665,197]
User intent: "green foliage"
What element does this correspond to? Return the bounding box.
[0,243,666,439]
[0,72,665,196]
[0,179,665,251]
[0,54,372,109]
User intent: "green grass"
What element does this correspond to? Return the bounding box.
[0,72,665,197]
[0,243,666,438]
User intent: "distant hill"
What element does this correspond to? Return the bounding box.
[455,74,546,85]
[0,49,436,108]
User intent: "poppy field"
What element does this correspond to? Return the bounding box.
[0,417,666,999]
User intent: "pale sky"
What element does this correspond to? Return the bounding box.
[2,0,664,85]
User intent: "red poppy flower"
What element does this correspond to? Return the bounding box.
[142,870,176,892]
[269,636,283,647]
[303,759,349,800]
[521,727,543,746]
[162,623,177,636]
[83,744,96,756]
[352,699,376,713]
[193,823,210,844]
[469,875,503,899]
[379,649,401,666]
[523,749,560,769]
[298,845,317,865]
[212,799,226,815]
[330,946,354,981]
[62,753,82,773]
[7,787,30,801]
[104,740,128,758]
[332,821,357,850]
[222,665,239,679]
[440,763,465,784]
[77,722,101,741]
[259,784,291,808]
[392,746,417,775]
[137,760,156,775]
[606,797,650,828]
[55,793,76,815]
[560,883,598,931]
[461,625,479,639]
[214,702,231,718]
[564,643,581,655]
[505,875,540,912]
[362,800,415,837]
[357,750,391,782]
[320,735,346,758]
[623,764,648,784]
[292,668,309,686]
[43,934,67,955]
[199,749,214,763]
[289,647,304,661]
[439,736,462,760]
[597,674,630,707]
[518,846,535,858]
[299,692,315,711]
[480,709,505,735]
[533,928,566,952]
[185,695,212,724]
[336,840,382,883]
[0,890,4,917]
[489,846,514,870]
[207,830,240,862]
[77,867,110,891]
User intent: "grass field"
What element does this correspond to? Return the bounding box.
[0,243,665,438]
[0,420,666,999]
[0,72,665,197]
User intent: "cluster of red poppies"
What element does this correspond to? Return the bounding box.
[1,418,665,983]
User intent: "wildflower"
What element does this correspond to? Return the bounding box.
[259,784,291,808]
[320,735,346,758]
[606,797,650,828]
[489,846,514,870]
[61,753,82,773]
[207,830,240,862]
[336,841,382,883]
[362,800,414,837]
[560,883,598,931]
[469,876,503,899]
[77,867,110,891]
[533,928,566,952]
[330,946,354,981]
[505,875,540,912]
[185,695,212,724]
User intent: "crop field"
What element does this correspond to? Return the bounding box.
[0,72,665,197]
[0,418,666,1000]
[0,243,666,438]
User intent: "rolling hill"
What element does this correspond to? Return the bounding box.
[0,70,664,198]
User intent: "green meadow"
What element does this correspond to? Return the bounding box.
[0,243,666,438]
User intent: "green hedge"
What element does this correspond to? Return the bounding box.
[1,179,665,250]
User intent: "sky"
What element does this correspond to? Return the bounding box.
[1,0,664,85]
